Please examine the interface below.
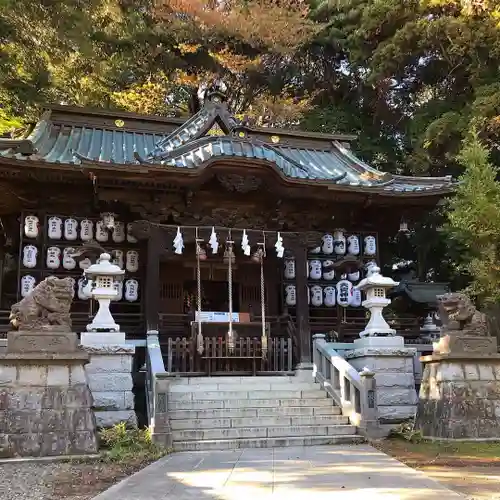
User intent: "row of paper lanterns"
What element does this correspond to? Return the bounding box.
[21,245,139,272]
[20,274,139,302]
[284,282,362,307]
[24,215,137,243]
[310,232,376,256]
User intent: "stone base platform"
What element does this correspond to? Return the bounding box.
[416,353,500,440]
[0,345,98,457]
[345,339,418,426]
[81,339,137,429]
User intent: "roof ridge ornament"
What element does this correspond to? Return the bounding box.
[197,79,229,107]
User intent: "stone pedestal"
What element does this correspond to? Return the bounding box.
[0,331,98,458]
[81,332,137,428]
[416,349,500,440]
[345,336,418,426]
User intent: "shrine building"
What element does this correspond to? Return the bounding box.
[0,87,455,375]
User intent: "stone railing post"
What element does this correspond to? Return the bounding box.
[358,368,381,437]
[151,376,173,449]
[312,333,326,377]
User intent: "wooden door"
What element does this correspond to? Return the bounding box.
[159,262,185,314]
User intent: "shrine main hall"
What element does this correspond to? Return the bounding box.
[0,87,454,374]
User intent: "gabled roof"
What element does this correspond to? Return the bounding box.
[0,97,456,196]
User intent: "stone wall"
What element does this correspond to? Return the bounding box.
[416,355,500,439]
[84,344,137,428]
[346,346,418,425]
[0,354,98,457]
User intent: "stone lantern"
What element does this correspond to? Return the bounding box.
[84,253,125,333]
[355,265,398,338]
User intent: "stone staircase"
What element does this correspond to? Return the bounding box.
[167,375,364,451]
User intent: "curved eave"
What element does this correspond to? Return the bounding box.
[0,155,453,199]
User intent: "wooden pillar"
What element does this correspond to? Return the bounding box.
[145,227,162,332]
[294,243,311,367]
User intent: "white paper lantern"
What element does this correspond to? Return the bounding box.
[112,249,124,269]
[22,245,38,268]
[62,247,77,270]
[309,246,321,255]
[310,285,323,307]
[126,223,137,243]
[321,233,334,254]
[80,219,94,241]
[334,230,346,255]
[324,286,336,307]
[364,235,377,256]
[112,221,126,243]
[284,258,296,280]
[322,260,335,280]
[24,215,39,239]
[126,250,139,273]
[46,246,61,269]
[125,279,139,302]
[336,279,353,307]
[308,259,322,280]
[284,284,296,306]
[96,220,109,242]
[112,280,123,301]
[20,275,36,297]
[77,277,92,300]
[64,218,78,241]
[350,288,362,307]
[348,270,360,282]
[347,235,360,256]
[47,216,62,240]
[79,257,92,270]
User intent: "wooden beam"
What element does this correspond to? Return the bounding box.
[292,239,311,367]
[144,226,163,332]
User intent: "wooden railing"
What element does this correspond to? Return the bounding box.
[312,333,384,438]
[165,336,293,375]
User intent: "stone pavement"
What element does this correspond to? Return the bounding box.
[93,444,464,500]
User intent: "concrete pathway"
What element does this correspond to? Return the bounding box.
[93,445,464,500]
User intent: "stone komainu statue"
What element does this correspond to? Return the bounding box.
[436,292,489,336]
[10,276,74,331]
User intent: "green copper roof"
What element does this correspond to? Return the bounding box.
[0,102,455,195]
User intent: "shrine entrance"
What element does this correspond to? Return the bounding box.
[156,233,292,375]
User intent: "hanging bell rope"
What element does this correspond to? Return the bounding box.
[259,233,268,360]
[226,230,235,353]
[195,227,204,354]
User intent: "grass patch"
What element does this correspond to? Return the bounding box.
[98,423,171,463]
[48,424,172,499]
[375,423,500,467]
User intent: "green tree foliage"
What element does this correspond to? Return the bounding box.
[306,0,500,174]
[446,130,500,305]
[0,0,319,128]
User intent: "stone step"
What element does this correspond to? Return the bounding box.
[170,376,298,385]
[168,405,342,420]
[169,382,320,392]
[172,424,356,441]
[168,397,335,411]
[170,414,349,430]
[174,434,365,451]
[168,389,326,402]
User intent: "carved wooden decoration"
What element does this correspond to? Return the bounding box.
[216,174,262,193]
